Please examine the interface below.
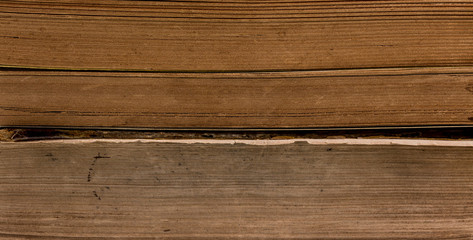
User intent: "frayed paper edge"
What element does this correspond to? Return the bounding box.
[5,138,473,147]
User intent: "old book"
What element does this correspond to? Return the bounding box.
[1,67,473,128]
[1,0,473,71]
[1,139,473,239]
